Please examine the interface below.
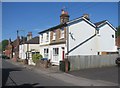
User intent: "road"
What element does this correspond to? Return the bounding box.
[1,59,73,87]
[68,66,119,84]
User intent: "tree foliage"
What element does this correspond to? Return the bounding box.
[1,40,8,51]
[116,26,120,37]
[32,53,43,63]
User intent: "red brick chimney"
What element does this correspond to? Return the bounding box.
[60,9,69,24]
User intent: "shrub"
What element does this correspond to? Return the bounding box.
[32,53,43,63]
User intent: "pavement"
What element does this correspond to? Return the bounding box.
[5,59,119,86]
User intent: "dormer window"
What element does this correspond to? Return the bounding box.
[52,30,56,40]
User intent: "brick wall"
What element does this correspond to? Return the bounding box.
[116,36,120,48]
[50,27,66,45]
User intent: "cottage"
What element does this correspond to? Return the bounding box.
[39,9,117,65]
[95,20,117,55]
[19,32,39,60]
[39,9,68,65]
[67,14,97,56]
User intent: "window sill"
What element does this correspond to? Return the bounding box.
[60,37,64,39]
[52,39,56,41]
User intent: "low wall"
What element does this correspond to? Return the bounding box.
[68,54,118,71]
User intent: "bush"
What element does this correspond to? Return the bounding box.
[32,54,43,63]
[1,55,10,59]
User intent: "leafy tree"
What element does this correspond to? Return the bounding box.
[1,40,8,51]
[116,26,120,37]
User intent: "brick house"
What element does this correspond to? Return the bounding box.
[39,9,68,65]
[4,39,13,58]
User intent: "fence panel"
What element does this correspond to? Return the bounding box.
[68,54,118,71]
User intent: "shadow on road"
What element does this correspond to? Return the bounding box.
[2,67,42,88]
[2,83,43,88]
[2,67,22,87]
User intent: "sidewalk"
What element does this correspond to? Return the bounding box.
[6,59,118,86]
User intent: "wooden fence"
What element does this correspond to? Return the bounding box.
[68,54,119,71]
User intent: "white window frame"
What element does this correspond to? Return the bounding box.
[41,34,43,43]
[60,29,64,39]
[52,31,56,40]
[44,48,49,58]
[53,48,59,56]
[46,32,49,42]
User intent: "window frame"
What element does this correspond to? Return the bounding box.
[52,30,56,40]
[53,48,59,56]
[41,34,43,43]
[46,32,49,42]
[44,48,49,57]
[60,28,64,39]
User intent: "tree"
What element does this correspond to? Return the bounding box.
[116,26,120,37]
[1,40,8,51]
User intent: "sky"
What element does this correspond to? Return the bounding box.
[2,2,118,41]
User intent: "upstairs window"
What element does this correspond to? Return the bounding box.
[60,27,64,39]
[52,30,56,40]
[46,32,49,42]
[41,34,43,43]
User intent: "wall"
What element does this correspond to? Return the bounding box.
[97,24,117,52]
[68,20,97,55]
[50,27,66,44]
[50,44,66,65]
[40,44,66,65]
[19,44,39,59]
[116,36,120,48]
[68,54,118,71]
[39,31,50,45]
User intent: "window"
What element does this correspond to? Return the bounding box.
[44,48,49,58]
[97,30,100,36]
[112,35,114,38]
[53,48,59,56]
[60,27,64,39]
[46,32,49,42]
[52,30,56,40]
[41,34,43,43]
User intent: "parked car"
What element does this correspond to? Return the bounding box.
[115,57,120,66]
[0,55,10,59]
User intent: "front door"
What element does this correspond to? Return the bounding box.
[52,48,59,64]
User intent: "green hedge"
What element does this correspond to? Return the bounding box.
[32,53,43,63]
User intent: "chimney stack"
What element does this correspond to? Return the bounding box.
[27,32,32,41]
[83,14,90,20]
[60,9,69,24]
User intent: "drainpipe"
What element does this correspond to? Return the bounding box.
[66,23,69,57]
[65,23,69,72]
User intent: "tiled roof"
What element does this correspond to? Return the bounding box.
[26,36,39,44]
[38,23,66,34]
[94,20,107,27]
